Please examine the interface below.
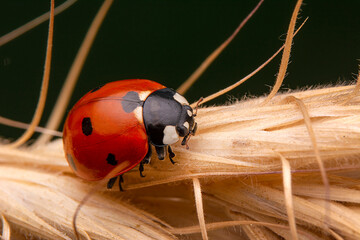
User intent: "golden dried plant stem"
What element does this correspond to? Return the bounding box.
[7,0,55,148]
[329,229,345,240]
[192,178,208,240]
[35,0,114,146]
[126,172,258,190]
[0,0,77,47]
[286,95,330,233]
[0,116,62,137]
[291,183,360,203]
[176,0,264,95]
[277,152,298,240]
[169,220,298,235]
[194,17,308,108]
[125,167,352,191]
[1,214,10,240]
[286,96,329,190]
[261,0,303,105]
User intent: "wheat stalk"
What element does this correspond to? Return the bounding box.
[1,84,360,239]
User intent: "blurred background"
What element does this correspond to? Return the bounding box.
[0,0,359,140]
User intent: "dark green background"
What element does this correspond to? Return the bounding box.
[0,0,359,140]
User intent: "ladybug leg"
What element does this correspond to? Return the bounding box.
[118,175,124,192]
[139,144,152,177]
[107,175,125,191]
[139,161,146,178]
[141,142,152,164]
[167,146,176,164]
[155,146,166,160]
[107,176,118,189]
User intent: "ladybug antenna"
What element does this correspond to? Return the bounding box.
[193,97,203,117]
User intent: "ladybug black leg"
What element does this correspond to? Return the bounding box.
[139,161,146,178]
[138,144,152,177]
[167,146,176,164]
[155,146,166,160]
[107,176,118,189]
[141,143,152,164]
[118,174,124,192]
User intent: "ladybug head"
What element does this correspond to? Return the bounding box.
[143,88,197,147]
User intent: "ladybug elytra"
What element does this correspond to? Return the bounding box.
[63,79,197,189]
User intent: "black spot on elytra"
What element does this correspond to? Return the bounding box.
[82,117,92,136]
[90,84,105,93]
[121,91,142,113]
[106,153,118,166]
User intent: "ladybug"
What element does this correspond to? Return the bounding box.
[63,79,197,190]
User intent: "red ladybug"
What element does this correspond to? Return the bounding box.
[63,79,197,190]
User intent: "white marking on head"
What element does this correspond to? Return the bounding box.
[139,91,152,101]
[173,93,189,105]
[163,125,179,145]
[133,106,143,123]
[183,121,189,130]
[187,110,192,117]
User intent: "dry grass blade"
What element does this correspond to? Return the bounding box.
[277,152,298,240]
[176,0,264,95]
[0,116,62,137]
[192,178,208,240]
[329,229,345,240]
[285,95,330,233]
[285,96,329,188]
[262,0,303,105]
[0,0,77,47]
[35,0,114,146]
[0,214,10,240]
[7,0,55,148]
[170,220,299,234]
[195,17,308,107]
